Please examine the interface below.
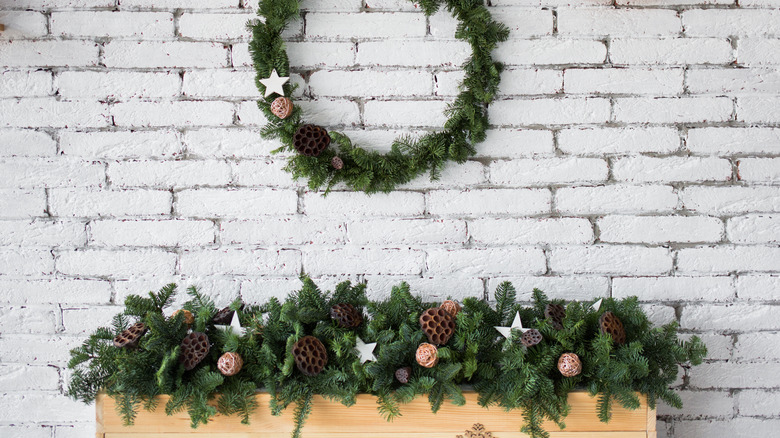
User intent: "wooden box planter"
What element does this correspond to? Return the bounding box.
[96,391,656,438]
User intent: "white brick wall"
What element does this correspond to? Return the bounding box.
[0,0,778,436]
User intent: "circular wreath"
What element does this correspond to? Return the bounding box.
[249,0,508,194]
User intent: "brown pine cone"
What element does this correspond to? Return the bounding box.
[180,332,210,371]
[292,336,328,376]
[113,322,147,348]
[521,329,543,347]
[599,311,626,345]
[330,303,363,329]
[558,353,582,377]
[416,343,438,368]
[217,351,243,376]
[545,303,566,330]
[419,307,455,345]
[395,366,412,384]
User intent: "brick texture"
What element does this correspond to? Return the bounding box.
[0,1,777,436]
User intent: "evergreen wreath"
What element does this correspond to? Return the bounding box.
[250,0,509,193]
[68,278,706,438]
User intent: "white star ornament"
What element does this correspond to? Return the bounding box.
[494,311,530,340]
[259,69,289,98]
[354,337,377,363]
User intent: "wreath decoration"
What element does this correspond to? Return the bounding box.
[249,0,509,193]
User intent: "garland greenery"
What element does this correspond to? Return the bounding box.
[250,0,508,193]
[68,278,706,438]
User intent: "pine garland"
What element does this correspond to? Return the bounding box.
[68,278,705,438]
[249,0,509,193]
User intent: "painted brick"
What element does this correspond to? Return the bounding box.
[738,96,780,123]
[495,69,563,96]
[613,157,732,183]
[610,38,734,65]
[489,98,611,126]
[729,215,780,244]
[49,188,172,218]
[427,248,547,276]
[310,70,432,97]
[482,8,554,38]
[487,276,609,301]
[399,161,486,190]
[0,189,47,218]
[682,187,780,214]
[183,128,277,158]
[108,160,231,188]
[0,335,82,364]
[283,42,356,68]
[0,12,48,39]
[0,364,60,391]
[288,100,360,127]
[0,393,97,422]
[231,159,299,187]
[0,249,54,276]
[121,0,237,7]
[357,40,470,66]
[307,13,426,39]
[738,391,780,417]
[179,13,256,40]
[305,191,425,217]
[60,130,183,159]
[0,99,109,128]
[90,219,215,247]
[657,390,734,418]
[57,249,177,277]
[182,69,259,98]
[550,246,673,275]
[348,219,467,245]
[0,306,57,334]
[476,129,555,158]
[556,185,679,214]
[740,38,780,66]
[0,158,105,189]
[104,41,228,69]
[564,68,684,95]
[688,69,780,95]
[58,71,180,99]
[558,127,679,155]
[682,303,780,331]
[683,10,780,37]
[0,220,86,247]
[614,97,733,124]
[737,157,780,183]
[0,70,52,98]
[221,218,346,245]
[470,218,593,245]
[599,216,723,244]
[495,39,607,65]
[112,101,234,128]
[490,158,608,186]
[0,279,111,304]
[687,128,780,155]
[180,248,301,276]
[558,9,681,36]
[364,101,448,127]
[0,41,99,68]
[678,246,780,274]
[612,276,735,302]
[176,188,298,217]
[51,12,173,38]
[689,363,780,389]
[736,274,780,301]
[735,332,780,361]
[428,188,551,216]
[0,129,56,157]
[363,275,485,301]
[305,248,424,275]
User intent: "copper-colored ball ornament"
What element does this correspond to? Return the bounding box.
[173,309,194,326]
[599,311,626,345]
[292,336,328,376]
[270,96,293,119]
[180,332,210,370]
[440,300,461,318]
[419,307,455,345]
[330,303,363,329]
[217,351,244,376]
[395,366,412,384]
[416,343,439,368]
[331,156,344,170]
[545,303,566,330]
[521,328,543,347]
[558,353,582,377]
[113,322,147,348]
[293,124,330,157]
[212,306,235,325]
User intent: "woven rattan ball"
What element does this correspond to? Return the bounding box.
[440,300,461,318]
[419,307,455,345]
[292,336,328,376]
[331,156,344,170]
[558,353,582,377]
[173,309,194,326]
[521,328,543,347]
[180,332,210,370]
[545,303,566,330]
[293,124,330,157]
[113,322,147,348]
[395,366,412,384]
[330,303,363,329]
[599,311,626,345]
[212,306,235,325]
[217,352,243,376]
[270,96,293,119]
[416,343,439,368]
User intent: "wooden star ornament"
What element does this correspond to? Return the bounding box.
[354,336,377,363]
[494,311,530,340]
[259,69,289,98]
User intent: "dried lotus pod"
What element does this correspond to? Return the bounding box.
[330,303,363,329]
[558,352,582,377]
[293,124,330,157]
[545,303,566,330]
[415,343,438,368]
[440,300,461,318]
[113,322,147,348]
[599,311,626,345]
[395,366,411,384]
[270,96,293,119]
[212,306,235,325]
[419,307,455,345]
[180,332,210,371]
[217,351,243,376]
[521,328,543,347]
[331,156,344,170]
[292,336,328,376]
[173,309,194,326]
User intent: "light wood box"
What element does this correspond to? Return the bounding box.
[96,391,656,438]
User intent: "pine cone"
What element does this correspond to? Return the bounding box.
[180,332,210,371]
[521,328,543,347]
[331,156,344,170]
[599,311,626,345]
[558,352,582,377]
[395,366,411,384]
[330,303,363,329]
[270,96,293,119]
[217,351,243,376]
[419,307,455,345]
[293,124,330,157]
[113,322,147,348]
[440,300,461,318]
[212,306,234,325]
[545,303,566,330]
[415,343,438,368]
[292,336,328,376]
[172,309,194,326]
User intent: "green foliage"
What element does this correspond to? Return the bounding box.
[68,279,706,438]
[249,0,509,194]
